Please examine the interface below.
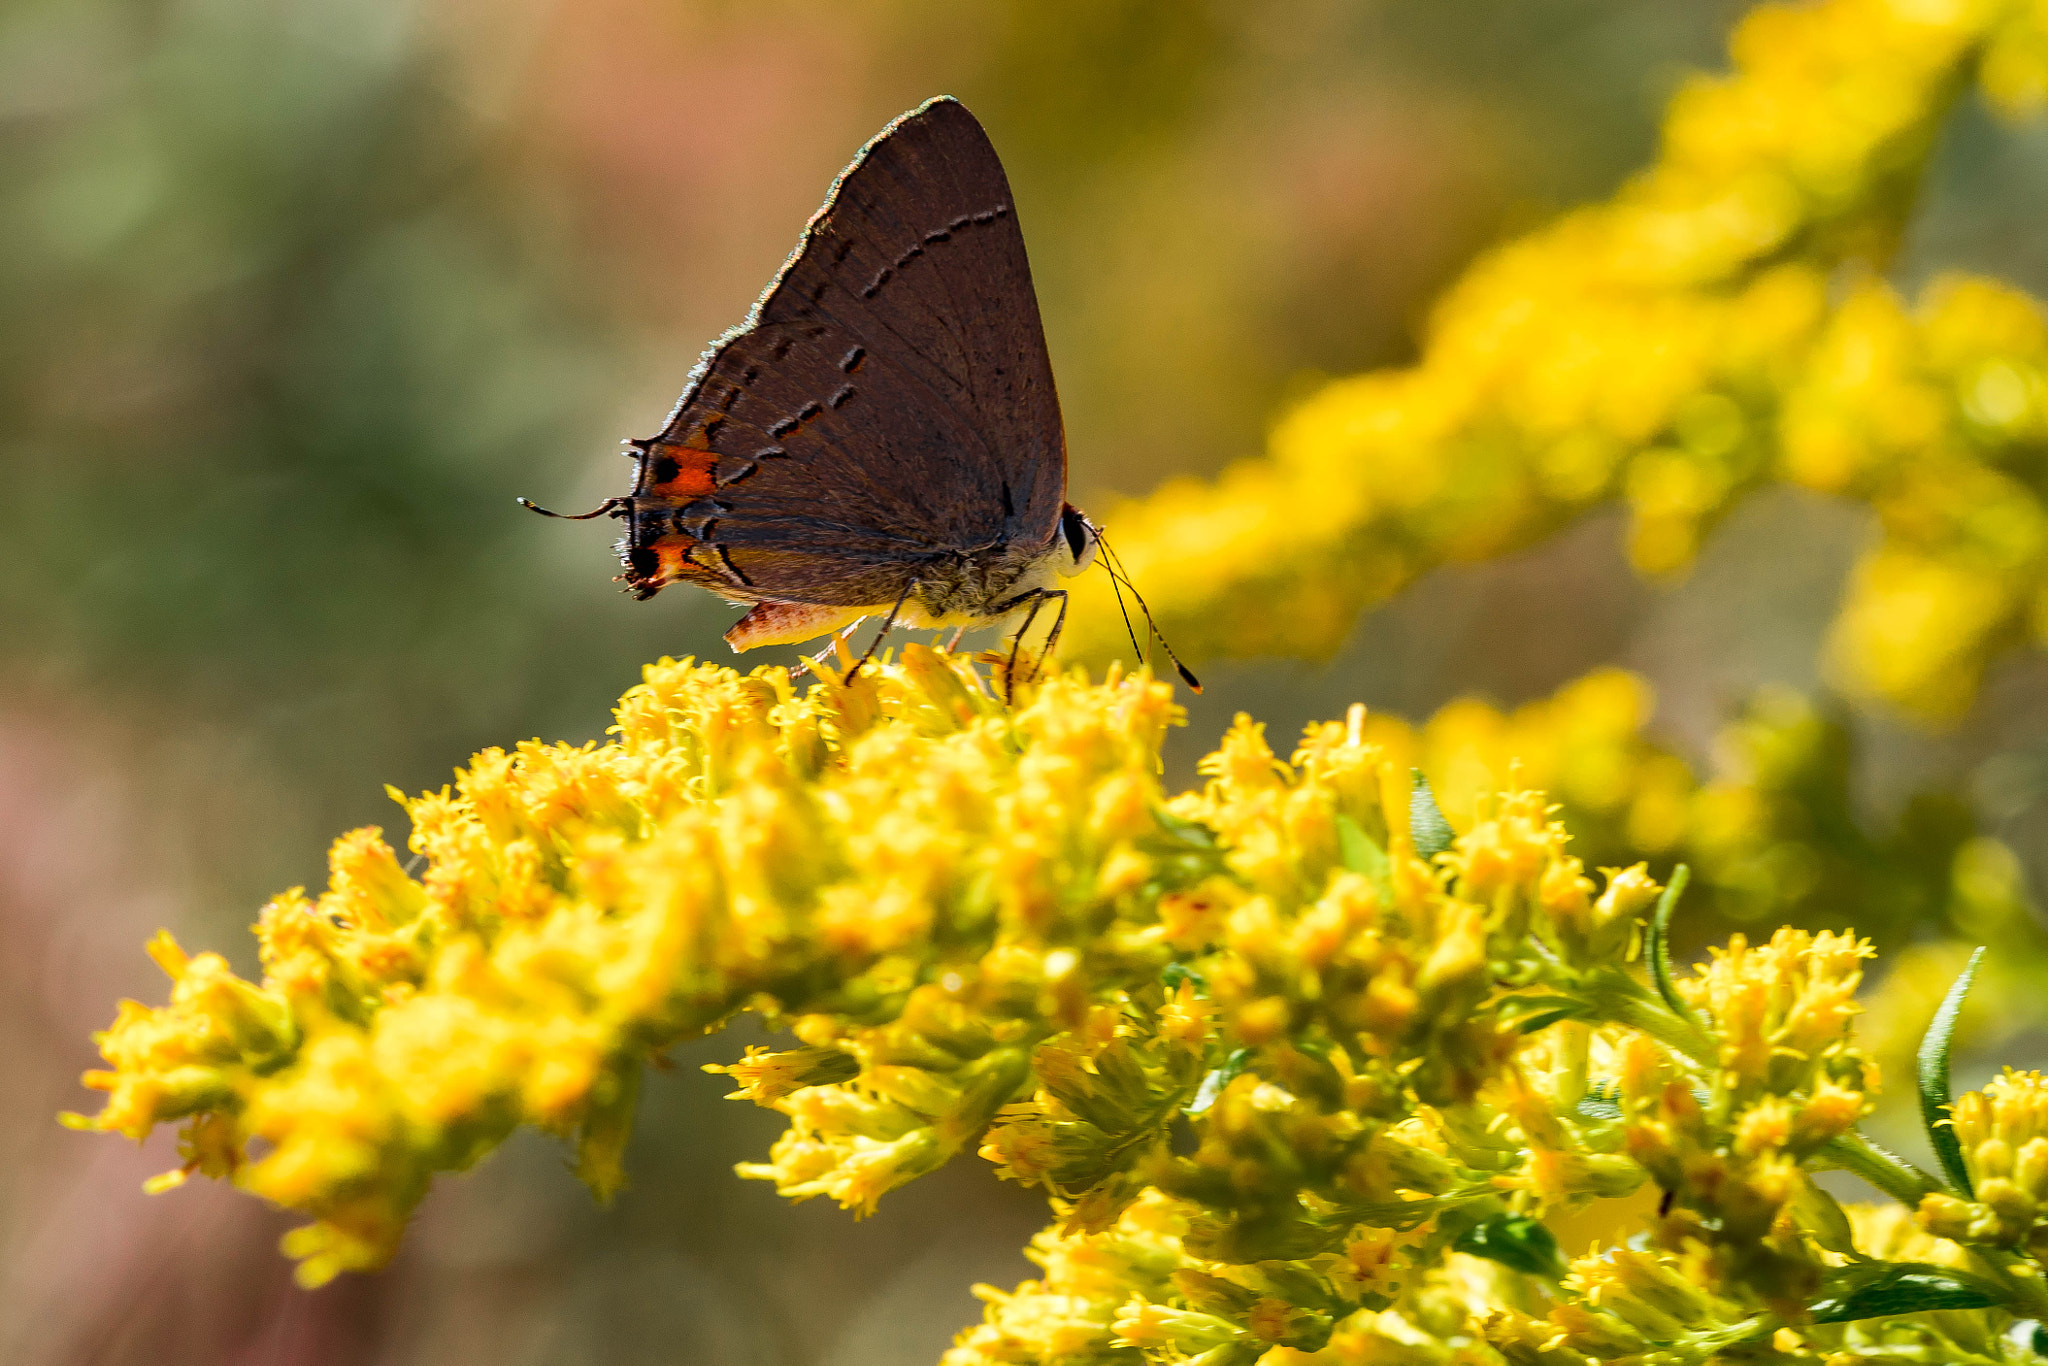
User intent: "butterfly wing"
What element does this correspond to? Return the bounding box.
[622,96,1067,607]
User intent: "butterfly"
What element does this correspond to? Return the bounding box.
[524,96,1196,693]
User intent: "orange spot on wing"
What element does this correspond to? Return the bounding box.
[649,534,704,586]
[647,444,718,500]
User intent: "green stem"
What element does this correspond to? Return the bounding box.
[1818,1131,1943,1207]
[1595,980,1715,1069]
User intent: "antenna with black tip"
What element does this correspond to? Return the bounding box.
[1095,532,1202,693]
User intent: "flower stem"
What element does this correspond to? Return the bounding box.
[1818,1131,1942,1207]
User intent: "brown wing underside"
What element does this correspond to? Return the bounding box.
[622,97,1067,607]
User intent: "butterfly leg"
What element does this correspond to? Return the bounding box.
[990,588,1067,703]
[1001,593,1046,704]
[845,580,919,684]
[790,615,876,682]
[1040,589,1072,660]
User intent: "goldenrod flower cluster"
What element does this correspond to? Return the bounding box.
[1921,1070,2048,1254]
[72,652,2048,1362]
[1359,667,2045,1080]
[1068,0,2048,722]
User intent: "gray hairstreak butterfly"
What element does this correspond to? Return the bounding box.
[523,96,1197,694]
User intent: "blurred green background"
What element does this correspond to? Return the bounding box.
[7,0,2047,1362]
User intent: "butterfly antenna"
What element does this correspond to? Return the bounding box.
[517,496,630,520]
[1096,533,1202,693]
[1103,551,1145,665]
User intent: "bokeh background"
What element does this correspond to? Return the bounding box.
[7,0,2047,1361]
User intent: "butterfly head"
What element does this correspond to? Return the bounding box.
[1055,503,1099,577]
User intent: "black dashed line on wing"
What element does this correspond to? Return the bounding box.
[858,149,1003,406]
[715,545,752,587]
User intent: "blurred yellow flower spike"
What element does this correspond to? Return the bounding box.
[1065,0,2048,724]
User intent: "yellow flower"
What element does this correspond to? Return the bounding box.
[69,637,2026,1350]
[1680,927,1872,1092]
[1914,1069,2048,1253]
[1157,981,1217,1054]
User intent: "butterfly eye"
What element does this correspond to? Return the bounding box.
[1059,505,1098,575]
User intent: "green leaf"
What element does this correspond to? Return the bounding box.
[1335,813,1393,894]
[1188,1048,1251,1115]
[1409,772,1454,860]
[1162,963,1207,996]
[1917,946,1985,1198]
[1807,1262,2008,1323]
[1574,1086,1622,1122]
[1149,803,1219,847]
[1452,1212,1567,1280]
[1643,864,1695,1024]
[1498,994,1594,1034]
[574,1061,642,1204]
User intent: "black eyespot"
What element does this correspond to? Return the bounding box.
[1061,507,1089,560]
[626,545,658,579]
[652,454,680,484]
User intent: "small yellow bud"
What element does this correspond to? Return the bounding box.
[1418,905,1487,1001]
[1158,881,1234,951]
[1592,864,1659,934]
[1979,1177,2037,1238]
[1918,1191,1975,1241]
[1235,996,1292,1046]
[1539,856,1593,922]
[1087,771,1155,843]
[1094,845,1153,898]
[1356,973,1418,1037]
[1734,1097,1793,1157]
[2016,1136,2048,1201]
[1976,1137,2017,1181]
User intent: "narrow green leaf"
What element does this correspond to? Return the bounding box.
[1807,1262,2008,1323]
[1452,1213,1567,1279]
[1644,864,1695,1024]
[1336,813,1390,877]
[1789,1174,1859,1256]
[1149,804,1218,846]
[1188,1047,1251,1115]
[1335,813,1395,904]
[1917,946,1986,1198]
[1498,994,1594,1034]
[1161,963,1207,996]
[1409,771,1454,860]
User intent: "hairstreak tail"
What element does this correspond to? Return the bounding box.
[521,96,1199,695]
